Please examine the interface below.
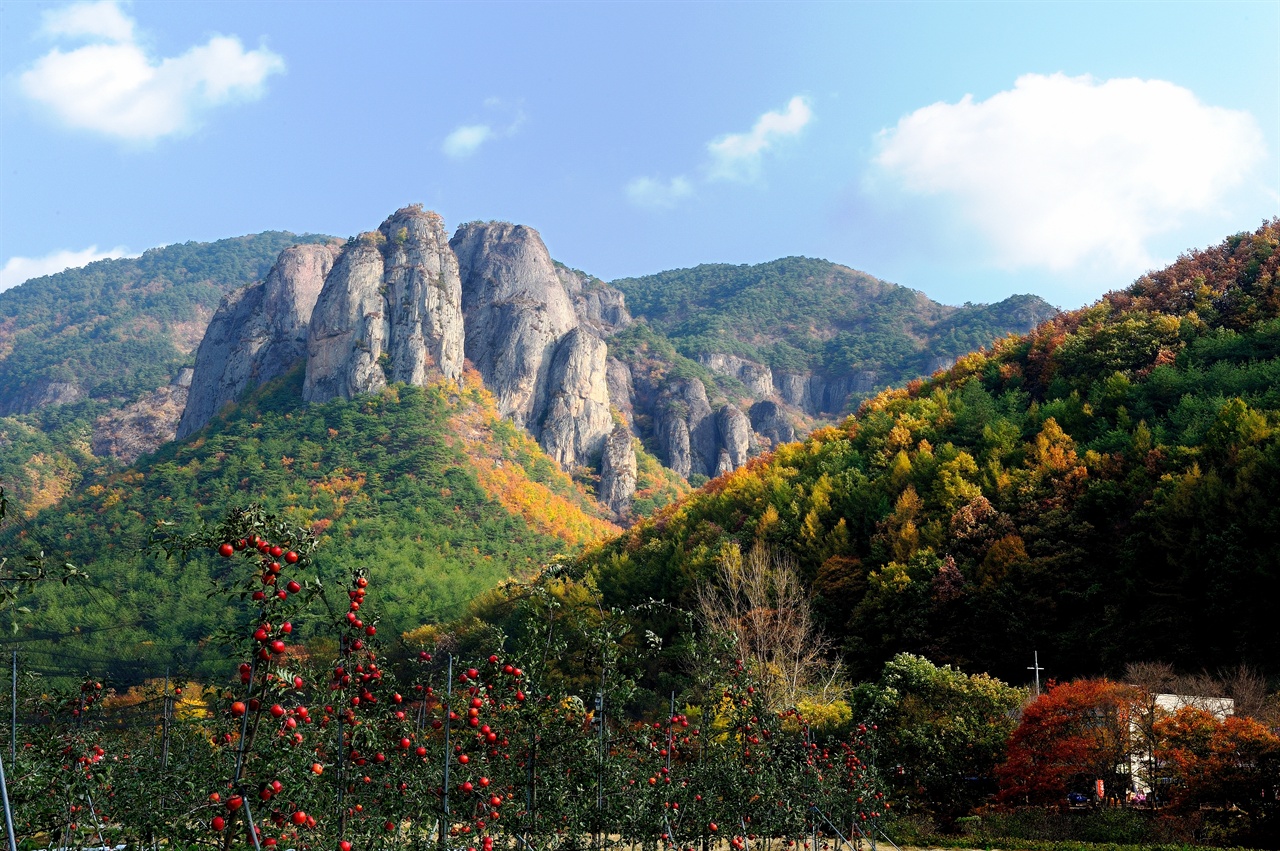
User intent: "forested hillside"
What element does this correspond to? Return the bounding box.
[613,257,1057,378]
[0,232,329,515]
[0,232,325,410]
[584,222,1280,683]
[0,367,615,681]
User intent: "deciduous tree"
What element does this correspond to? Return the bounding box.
[997,679,1141,805]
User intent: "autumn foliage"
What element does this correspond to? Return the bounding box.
[582,221,1280,685]
[997,679,1141,805]
[1155,706,1280,815]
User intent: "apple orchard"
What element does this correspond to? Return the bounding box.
[3,506,889,850]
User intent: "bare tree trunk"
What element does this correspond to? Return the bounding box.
[697,542,835,711]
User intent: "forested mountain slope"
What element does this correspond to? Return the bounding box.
[1,367,616,681]
[2,219,1050,531]
[583,222,1280,683]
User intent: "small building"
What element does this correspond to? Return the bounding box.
[1129,692,1234,800]
[1152,692,1234,719]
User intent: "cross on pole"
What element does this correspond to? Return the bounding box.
[1028,651,1044,696]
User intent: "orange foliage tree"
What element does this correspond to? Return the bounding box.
[1155,706,1280,815]
[996,679,1142,805]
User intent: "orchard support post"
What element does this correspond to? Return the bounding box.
[872,824,899,851]
[808,727,817,851]
[242,794,264,851]
[812,805,867,851]
[441,653,453,851]
[9,650,14,766]
[226,655,259,851]
[85,791,109,851]
[0,748,18,851]
[160,667,171,769]
[232,655,257,782]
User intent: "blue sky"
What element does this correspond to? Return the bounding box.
[1,1,1276,309]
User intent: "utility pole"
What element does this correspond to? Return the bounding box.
[1028,651,1044,696]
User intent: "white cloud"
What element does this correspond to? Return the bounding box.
[0,245,138,292]
[625,176,694,209]
[19,0,284,142]
[626,95,813,209]
[42,0,134,42]
[707,95,813,182]
[875,73,1266,273]
[442,100,526,159]
[442,124,494,158]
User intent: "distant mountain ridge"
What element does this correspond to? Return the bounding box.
[613,256,1057,411]
[0,232,330,516]
[0,232,328,416]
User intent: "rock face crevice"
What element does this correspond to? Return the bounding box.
[749,400,795,449]
[645,377,751,480]
[605,357,636,433]
[304,208,463,404]
[178,242,339,438]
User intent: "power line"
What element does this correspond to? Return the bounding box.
[0,617,160,645]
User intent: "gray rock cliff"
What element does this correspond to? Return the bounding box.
[749,400,796,448]
[0,379,85,417]
[304,207,463,403]
[597,424,637,518]
[452,222,578,431]
[772,369,878,416]
[178,242,338,438]
[453,222,617,469]
[539,328,613,469]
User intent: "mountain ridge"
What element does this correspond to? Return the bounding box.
[613,255,1058,395]
[2,210,1056,532]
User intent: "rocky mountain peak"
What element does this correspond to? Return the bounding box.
[451,221,580,431]
[303,209,464,403]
